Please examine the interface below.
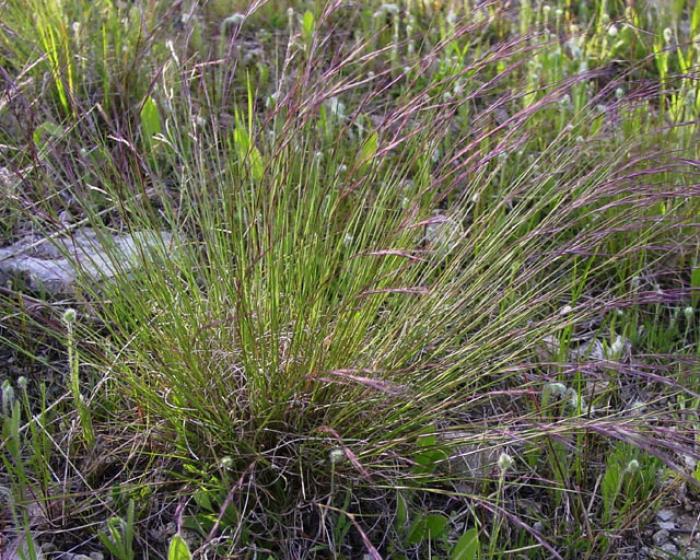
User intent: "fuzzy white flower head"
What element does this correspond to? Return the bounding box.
[219,456,234,469]
[567,387,586,410]
[608,24,618,37]
[559,304,573,316]
[223,13,245,28]
[327,96,346,118]
[374,3,400,17]
[497,452,514,472]
[607,335,625,359]
[62,308,77,324]
[615,87,625,99]
[625,459,640,474]
[663,27,673,45]
[1,380,14,414]
[684,306,694,320]
[446,10,457,26]
[555,8,563,18]
[337,164,348,174]
[630,400,646,414]
[329,448,346,465]
[17,376,27,390]
[546,382,568,397]
[543,5,551,13]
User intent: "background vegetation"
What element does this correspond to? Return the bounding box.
[1,0,699,558]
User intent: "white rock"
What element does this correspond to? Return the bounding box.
[653,529,670,546]
[0,228,176,294]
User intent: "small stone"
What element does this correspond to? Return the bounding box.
[660,542,678,556]
[89,553,104,560]
[653,529,670,546]
[656,509,675,522]
[657,521,675,531]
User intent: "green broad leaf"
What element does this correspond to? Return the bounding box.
[357,131,378,168]
[691,263,700,308]
[406,513,449,545]
[693,0,700,36]
[140,96,162,142]
[412,434,449,474]
[192,488,214,512]
[302,10,315,44]
[425,514,449,539]
[451,528,479,560]
[168,534,192,560]
[233,124,264,182]
[32,121,64,147]
[395,490,408,533]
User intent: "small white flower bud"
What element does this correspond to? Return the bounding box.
[607,335,625,359]
[497,452,514,472]
[1,380,14,414]
[546,382,568,397]
[329,448,345,465]
[663,28,673,45]
[222,13,245,30]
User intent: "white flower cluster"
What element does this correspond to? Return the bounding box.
[545,382,594,414]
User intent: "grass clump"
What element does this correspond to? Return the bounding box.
[1,0,699,558]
